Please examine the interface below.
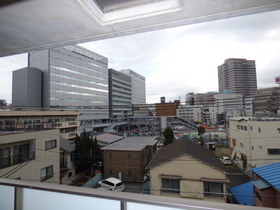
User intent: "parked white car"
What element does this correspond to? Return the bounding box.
[98,177,125,191]
[220,157,232,165]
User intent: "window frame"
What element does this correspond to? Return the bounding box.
[161,178,180,194]
[45,139,57,150]
[41,165,54,181]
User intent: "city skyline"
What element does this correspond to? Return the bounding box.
[1,10,280,104]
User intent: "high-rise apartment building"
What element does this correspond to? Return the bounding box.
[120,69,146,104]
[108,68,132,118]
[218,58,257,98]
[26,45,109,121]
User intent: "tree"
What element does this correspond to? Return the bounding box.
[197,126,206,146]
[74,133,101,172]
[163,126,174,146]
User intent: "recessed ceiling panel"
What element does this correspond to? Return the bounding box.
[94,0,157,12]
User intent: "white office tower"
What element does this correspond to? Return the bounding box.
[120,69,146,104]
[28,45,109,121]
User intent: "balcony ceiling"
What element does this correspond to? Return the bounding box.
[1,0,280,57]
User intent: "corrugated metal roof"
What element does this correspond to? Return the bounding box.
[251,179,270,190]
[252,162,280,190]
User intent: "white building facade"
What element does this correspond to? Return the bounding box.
[229,117,280,174]
[177,105,202,122]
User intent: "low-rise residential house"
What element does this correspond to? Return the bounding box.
[60,138,76,185]
[0,129,60,183]
[229,117,280,174]
[146,139,229,203]
[252,162,280,208]
[101,137,158,182]
[229,162,280,208]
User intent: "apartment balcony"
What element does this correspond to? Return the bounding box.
[0,178,273,210]
[60,132,77,139]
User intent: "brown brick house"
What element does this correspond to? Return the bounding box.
[101,137,158,182]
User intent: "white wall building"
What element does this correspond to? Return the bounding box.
[177,105,202,122]
[229,117,280,174]
[120,69,146,104]
[0,129,60,183]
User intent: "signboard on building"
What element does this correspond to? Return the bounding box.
[275,76,280,84]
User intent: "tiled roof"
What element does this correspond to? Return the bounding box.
[146,139,227,172]
[252,162,280,190]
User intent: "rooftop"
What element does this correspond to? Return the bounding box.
[101,136,158,151]
[252,162,280,191]
[146,139,228,172]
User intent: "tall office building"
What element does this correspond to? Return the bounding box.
[218,58,257,98]
[108,68,132,118]
[120,69,146,104]
[27,45,109,121]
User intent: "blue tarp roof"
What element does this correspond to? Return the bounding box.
[229,182,255,206]
[252,162,280,190]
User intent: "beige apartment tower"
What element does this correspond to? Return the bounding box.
[218,58,257,98]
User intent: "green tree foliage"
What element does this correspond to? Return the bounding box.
[197,126,206,146]
[163,126,174,146]
[74,133,101,172]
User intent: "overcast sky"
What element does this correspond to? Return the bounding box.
[1,10,280,104]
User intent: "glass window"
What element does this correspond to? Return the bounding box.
[0,147,10,168]
[204,182,223,197]
[41,165,53,181]
[162,179,180,194]
[268,149,280,155]
[45,140,57,150]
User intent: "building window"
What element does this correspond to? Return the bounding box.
[45,140,57,150]
[128,171,132,177]
[268,149,280,155]
[258,127,261,133]
[0,147,10,168]
[240,143,244,148]
[237,125,240,129]
[161,179,180,194]
[13,142,35,164]
[109,153,112,159]
[41,165,53,181]
[128,153,131,159]
[244,126,247,131]
[204,182,224,197]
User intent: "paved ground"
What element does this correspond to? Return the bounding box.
[123,182,143,193]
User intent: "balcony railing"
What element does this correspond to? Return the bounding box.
[0,178,273,210]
